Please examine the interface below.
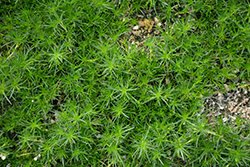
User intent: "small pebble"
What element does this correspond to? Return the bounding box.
[0,154,6,160]
[219,106,224,110]
[133,25,139,30]
[223,117,228,122]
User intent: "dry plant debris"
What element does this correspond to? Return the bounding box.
[199,83,250,126]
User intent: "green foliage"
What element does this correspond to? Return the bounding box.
[1,0,250,166]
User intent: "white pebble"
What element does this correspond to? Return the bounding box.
[133,25,139,30]
[154,17,159,22]
[0,154,6,160]
[34,154,41,161]
[223,117,228,122]
[219,106,224,110]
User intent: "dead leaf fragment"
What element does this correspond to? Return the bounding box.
[138,20,144,27]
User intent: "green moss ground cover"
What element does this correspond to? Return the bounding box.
[1,0,250,166]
